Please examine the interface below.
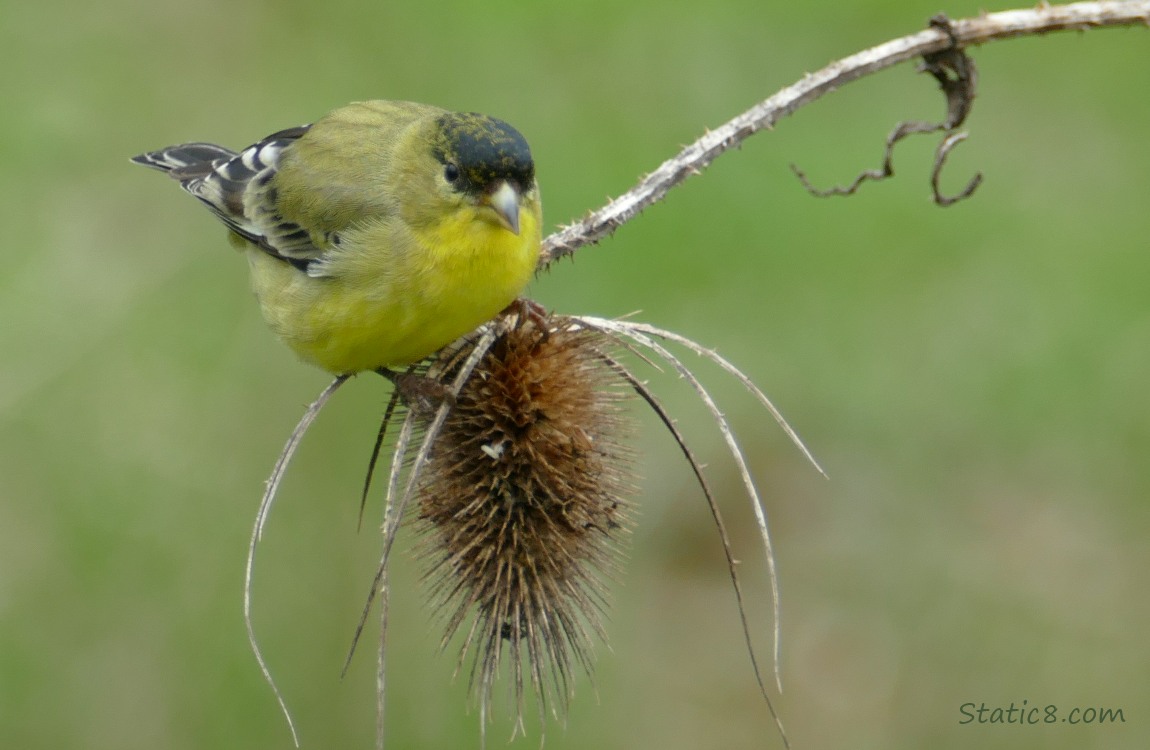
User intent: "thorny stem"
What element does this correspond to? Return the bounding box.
[539,0,1150,266]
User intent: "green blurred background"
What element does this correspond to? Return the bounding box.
[2,0,1147,748]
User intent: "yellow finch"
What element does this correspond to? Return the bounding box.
[132,100,542,375]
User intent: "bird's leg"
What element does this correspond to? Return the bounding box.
[375,367,456,413]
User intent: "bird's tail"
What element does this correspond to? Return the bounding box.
[130,143,237,180]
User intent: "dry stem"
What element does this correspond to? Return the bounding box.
[539,0,1150,266]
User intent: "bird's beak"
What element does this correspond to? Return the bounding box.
[483,180,521,235]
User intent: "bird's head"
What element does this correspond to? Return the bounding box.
[430,112,537,236]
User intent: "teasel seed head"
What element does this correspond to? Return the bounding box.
[413,311,637,728]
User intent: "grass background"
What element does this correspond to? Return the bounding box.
[2,1,1147,748]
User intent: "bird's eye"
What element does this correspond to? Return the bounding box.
[444,163,461,183]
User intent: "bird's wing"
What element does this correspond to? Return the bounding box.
[133,126,321,271]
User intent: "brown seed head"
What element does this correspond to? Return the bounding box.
[413,312,636,725]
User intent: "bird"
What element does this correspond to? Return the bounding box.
[131,100,542,376]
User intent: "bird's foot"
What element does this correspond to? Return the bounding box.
[502,298,551,338]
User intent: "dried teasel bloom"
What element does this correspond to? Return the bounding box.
[248,307,821,750]
[412,311,636,729]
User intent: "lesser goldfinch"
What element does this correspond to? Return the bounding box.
[132,100,542,374]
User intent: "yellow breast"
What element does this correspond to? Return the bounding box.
[244,203,541,374]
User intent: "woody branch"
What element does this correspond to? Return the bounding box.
[538,0,1150,268]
